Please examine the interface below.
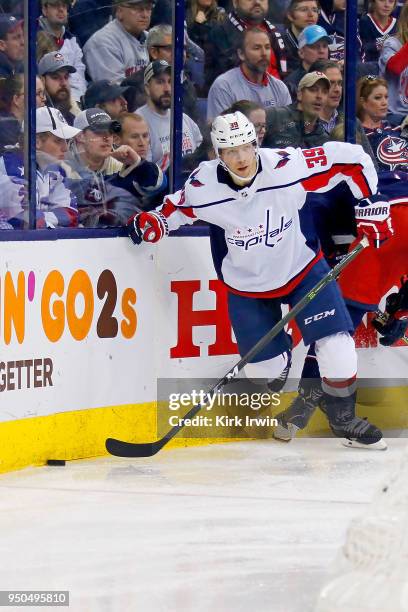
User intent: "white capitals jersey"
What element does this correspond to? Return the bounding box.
[159,143,378,296]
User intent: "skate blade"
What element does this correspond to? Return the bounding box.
[273,422,299,442]
[341,438,388,451]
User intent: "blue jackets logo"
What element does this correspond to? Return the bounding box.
[227,209,293,250]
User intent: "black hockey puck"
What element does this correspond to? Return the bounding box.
[46,459,66,466]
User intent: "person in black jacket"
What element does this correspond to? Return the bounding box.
[204,0,288,95]
[0,14,24,78]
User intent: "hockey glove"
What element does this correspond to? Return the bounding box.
[372,276,408,345]
[127,211,169,245]
[355,196,393,249]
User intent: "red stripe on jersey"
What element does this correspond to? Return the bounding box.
[161,196,197,220]
[224,250,323,298]
[301,163,372,198]
[322,375,357,389]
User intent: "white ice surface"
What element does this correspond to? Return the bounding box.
[0,438,406,612]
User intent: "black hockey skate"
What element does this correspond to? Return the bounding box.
[273,380,323,441]
[330,416,387,450]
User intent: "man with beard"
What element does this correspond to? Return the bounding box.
[38,51,78,125]
[136,60,202,171]
[207,28,291,121]
[204,0,288,95]
[84,0,152,83]
[38,0,87,102]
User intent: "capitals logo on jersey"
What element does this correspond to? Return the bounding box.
[274,151,290,170]
[377,135,408,170]
[227,208,293,251]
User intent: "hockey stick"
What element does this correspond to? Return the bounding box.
[106,236,369,457]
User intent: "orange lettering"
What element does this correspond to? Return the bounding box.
[42,271,65,342]
[121,288,137,339]
[4,271,25,345]
[66,270,94,341]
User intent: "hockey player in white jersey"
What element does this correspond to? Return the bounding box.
[128,111,393,450]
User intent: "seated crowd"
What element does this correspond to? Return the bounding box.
[0,0,405,231]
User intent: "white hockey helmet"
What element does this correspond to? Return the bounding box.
[211,111,257,152]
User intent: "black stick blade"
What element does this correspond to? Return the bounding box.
[105,438,160,458]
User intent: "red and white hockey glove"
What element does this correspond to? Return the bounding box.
[127,211,169,245]
[355,196,393,249]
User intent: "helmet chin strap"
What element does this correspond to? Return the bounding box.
[218,149,260,186]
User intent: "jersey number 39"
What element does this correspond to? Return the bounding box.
[302,147,328,168]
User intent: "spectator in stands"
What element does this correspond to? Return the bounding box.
[115,111,169,207]
[284,24,330,99]
[115,112,150,159]
[38,51,79,125]
[0,106,80,228]
[186,0,226,52]
[309,59,342,133]
[356,75,408,172]
[379,1,408,125]
[69,0,112,48]
[318,0,345,61]
[60,108,166,226]
[263,70,330,148]
[136,60,203,171]
[83,80,129,119]
[359,0,397,63]
[283,0,321,73]
[0,74,23,152]
[84,0,152,83]
[38,0,87,102]
[0,14,24,78]
[207,28,291,120]
[146,24,200,124]
[204,0,288,95]
[226,99,267,145]
[319,0,364,63]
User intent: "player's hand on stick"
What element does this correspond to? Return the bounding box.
[355,196,393,249]
[127,211,169,245]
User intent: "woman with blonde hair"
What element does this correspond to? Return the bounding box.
[186,0,225,51]
[379,1,408,124]
[355,75,408,173]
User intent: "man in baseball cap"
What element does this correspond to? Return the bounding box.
[36,105,80,164]
[38,51,78,125]
[83,0,152,83]
[296,70,330,134]
[284,24,330,99]
[82,80,129,120]
[136,59,202,170]
[264,70,330,148]
[62,106,165,227]
[0,14,24,78]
